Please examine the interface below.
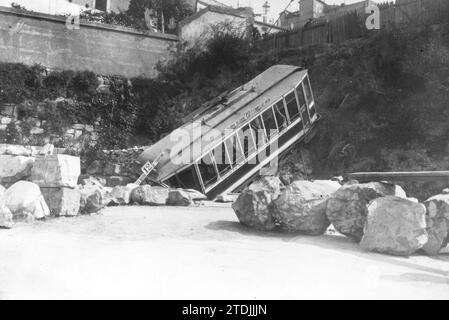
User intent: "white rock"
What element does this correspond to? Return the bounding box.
[109,184,138,206]
[130,185,169,206]
[0,155,35,184]
[272,180,340,235]
[360,196,428,256]
[4,181,50,220]
[326,182,408,241]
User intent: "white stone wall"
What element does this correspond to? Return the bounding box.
[181,10,249,46]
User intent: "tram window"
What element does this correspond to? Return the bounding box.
[262,107,278,140]
[225,134,245,165]
[250,116,267,146]
[302,108,310,127]
[285,92,300,122]
[274,100,288,131]
[309,104,316,119]
[213,143,232,177]
[303,76,314,106]
[296,85,307,108]
[238,124,256,158]
[197,153,218,187]
[176,166,199,189]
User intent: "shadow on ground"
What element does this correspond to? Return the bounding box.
[206,220,449,286]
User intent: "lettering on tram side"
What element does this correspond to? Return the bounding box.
[230,98,272,130]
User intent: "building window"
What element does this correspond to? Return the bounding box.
[95,0,108,12]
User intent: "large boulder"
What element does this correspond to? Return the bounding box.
[31,155,81,188]
[131,185,169,206]
[167,189,193,207]
[232,176,282,231]
[41,187,81,217]
[360,196,428,256]
[272,180,340,235]
[422,194,449,255]
[79,185,107,214]
[4,181,50,221]
[108,184,138,206]
[0,155,35,184]
[326,182,407,241]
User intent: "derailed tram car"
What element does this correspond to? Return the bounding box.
[138,65,319,199]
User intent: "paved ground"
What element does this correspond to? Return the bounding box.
[0,204,448,300]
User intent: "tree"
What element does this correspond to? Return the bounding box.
[127,0,193,33]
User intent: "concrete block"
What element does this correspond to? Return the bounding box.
[41,187,81,217]
[31,155,81,188]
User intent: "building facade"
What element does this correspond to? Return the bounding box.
[180,5,286,46]
[324,0,369,18]
[278,0,327,30]
[69,0,130,12]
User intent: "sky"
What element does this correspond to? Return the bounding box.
[220,0,389,21]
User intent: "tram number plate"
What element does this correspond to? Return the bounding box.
[141,161,154,175]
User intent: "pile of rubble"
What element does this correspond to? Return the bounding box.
[0,143,208,229]
[232,177,449,257]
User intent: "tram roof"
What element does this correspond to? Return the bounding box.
[138,65,308,181]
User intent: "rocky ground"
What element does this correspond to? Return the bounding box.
[0,204,448,300]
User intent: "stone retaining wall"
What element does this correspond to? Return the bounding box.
[0,6,178,78]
